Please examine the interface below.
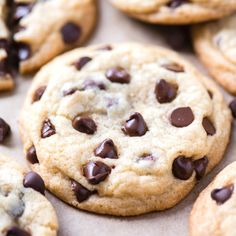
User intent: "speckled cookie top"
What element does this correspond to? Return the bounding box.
[0,155,58,236]
[20,43,231,216]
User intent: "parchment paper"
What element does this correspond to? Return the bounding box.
[0,1,235,236]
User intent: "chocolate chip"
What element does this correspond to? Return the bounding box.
[94,139,118,159]
[13,3,33,23]
[26,145,39,164]
[60,22,81,44]
[167,0,189,8]
[17,43,31,61]
[208,90,213,99]
[10,199,25,219]
[32,86,46,102]
[71,180,93,203]
[155,79,178,103]
[72,116,97,135]
[170,107,194,127]
[0,38,9,51]
[83,161,111,185]
[229,98,236,118]
[98,45,113,51]
[63,88,77,96]
[6,226,30,236]
[83,79,106,90]
[211,184,234,205]
[202,117,216,136]
[122,112,148,136]
[172,156,194,180]
[162,63,184,73]
[73,57,92,70]
[139,154,154,161]
[193,157,209,180]
[41,119,56,138]
[105,67,130,84]
[0,58,10,76]
[23,171,45,195]
[0,118,10,143]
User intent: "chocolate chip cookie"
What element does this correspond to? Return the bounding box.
[190,162,236,236]
[109,0,236,24]
[0,154,58,236]
[19,43,232,216]
[7,0,96,74]
[193,14,236,95]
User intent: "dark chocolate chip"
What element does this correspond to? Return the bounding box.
[162,63,184,72]
[82,79,106,90]
[41,119,56,138]
[202,117,216,136]
[60,22,81,44]
[63,88,77,96]
[71,180,93,203]
[155,79,178,103]
[105,67,130,84]
[13,3,33,23]
[72,116,97,135]
[122,112,148,137]
[32,86,46,102]
[170,107,194,127]
[229,98,236,119]
[98,45,113,51]
[193,157,209,180]
[73,57,92,70]
[139,154,154,161]
[17,43,31,61]
[10,199,25,219]
[6,226,30,236]
[211,184,234,205]
[167,0,189,8]
[26,145,39,164]
[0,118,10,143]
[0,58,10,76]
[208,90,213,99]
[23,171,45,195]
[0,38,9,51]
[172,156,194,180]
[83,161,111,185]
[94,139,118,159]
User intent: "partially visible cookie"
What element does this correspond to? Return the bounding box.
[0,154,58,236]
[193,14,236,95]
[20,43,232,216]
[190,162,236,236]
[0,0,14,92]
[8,0,96,74]
[109,0,236,25]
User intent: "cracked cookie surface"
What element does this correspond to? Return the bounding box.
[20,43,232,216]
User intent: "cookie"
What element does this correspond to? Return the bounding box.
[19,43,232,216]
[7,0,96,74]
[109,0,236,25]
[193,14,236,95]
[190,162,236,236]
[0,0,14,91]
[0,154,58,236]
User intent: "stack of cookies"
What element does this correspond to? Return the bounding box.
[0,1,236,236]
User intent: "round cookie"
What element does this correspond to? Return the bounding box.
[108,0,236,25]
[190,162,236,236]
[0,154,58,236]
[193,14,236,95]
[9,0,96,73]
[19,43,232,216]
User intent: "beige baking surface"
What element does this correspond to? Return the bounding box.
[0,1,235,236]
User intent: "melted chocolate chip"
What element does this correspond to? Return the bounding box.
[167,0,189,8]
[170,107,194,127]
[32,86,46,102]
[202,117,216,136]
[16,43,31,61]
[41,119,56,138]
[63,88,77,96]
[122,112,148,137]
[155,79,178,103]
[0,118,10,143]
[72,116,97,135]
[26,145,39,164]
[229,98,236,118]
[162,63,184,72]
[94,139,118,159]
[60,22,81,44]
[23,171,45,195]
[83,161,111,185]
[73,57,92,70]
[105,67,130,84]
[172,156,194,180]
[211,184,234,204]
[83,79,106,90]
[71,180,93,203]
[193,157,209,180]
[6,226,30,236]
